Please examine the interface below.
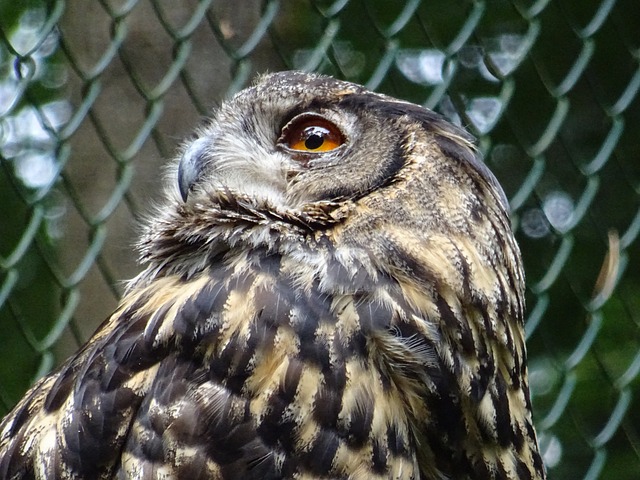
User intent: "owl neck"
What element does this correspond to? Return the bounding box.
[131,194,354,289]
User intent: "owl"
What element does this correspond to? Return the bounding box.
[0,71,545,479]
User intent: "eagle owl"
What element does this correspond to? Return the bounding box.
[0,71,546,479]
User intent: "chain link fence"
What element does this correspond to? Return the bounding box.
[1,1,639,478]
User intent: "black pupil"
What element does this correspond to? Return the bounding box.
[304,126,327,150]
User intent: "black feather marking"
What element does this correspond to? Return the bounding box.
[387,422,409,457]
[0,428,32,479]
[371,437,388,474]
[139,428,165,462]
[279,358,303,402]
[470,363,491,403]
[306,429,340,474]
[299,335,331,371]
[340,329,367,360]
[61,399,110,475]
[435,294,459,332]
[43,362,77,412]
[313,384,341,429]
[344,389,374,448]
[493,375,513,447]
[254,281,293,329]
[356,299,394,333]
[516,457,534,480]
[175,452,212,480]
[257,397,296,451]
[225,332,257,393]
[142,301,173,345]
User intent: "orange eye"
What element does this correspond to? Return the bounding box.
[281,115,344,152]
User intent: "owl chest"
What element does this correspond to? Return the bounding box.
[164,256,427,478]
[53,252,429,478]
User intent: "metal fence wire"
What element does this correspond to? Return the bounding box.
[1,0,639,478]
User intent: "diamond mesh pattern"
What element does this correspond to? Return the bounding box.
[1,1,639,477]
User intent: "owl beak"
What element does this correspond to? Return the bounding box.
[178,137,210,202]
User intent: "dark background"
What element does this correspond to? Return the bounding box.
[1,1,639,478]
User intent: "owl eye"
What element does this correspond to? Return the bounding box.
[280,115,344,152]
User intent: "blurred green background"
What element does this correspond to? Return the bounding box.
[1,1,639,478]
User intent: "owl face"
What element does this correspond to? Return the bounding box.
[176,71,506,218]
[141,71,517,301]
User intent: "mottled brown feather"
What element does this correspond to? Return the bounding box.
[0,71,545,480]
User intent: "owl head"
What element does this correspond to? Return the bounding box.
[136,71,521,315]
[176,71,506,209]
